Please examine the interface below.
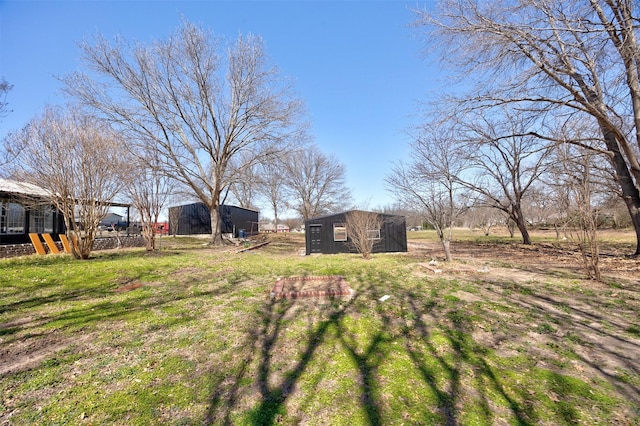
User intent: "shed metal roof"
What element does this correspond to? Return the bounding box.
[306,209,405,222]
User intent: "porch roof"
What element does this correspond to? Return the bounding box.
[0,178,130,208]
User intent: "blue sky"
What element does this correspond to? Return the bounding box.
[1,0,443,215]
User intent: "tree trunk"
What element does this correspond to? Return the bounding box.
[209,206,223,246]
[599,126,640,255]
[273,204,278,236]
[435,226,453,261]
[513,211,531,245]
[78,231,94,259]
[626,202,640,256]
[441,239,452,262]
[143,226,155,251]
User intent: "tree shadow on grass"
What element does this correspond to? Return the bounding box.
[203,272,469,424]
[397,289,537,426]
[0,246,202,315]
[201,276,470,424]
[206,291,365,425]
[0,255,240,378]
[203,265,640,425]
[481,281,640,406]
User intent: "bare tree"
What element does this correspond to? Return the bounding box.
[465,205,503,236]
[285,145,352,221]
[123,153,174,251]
[13,106,124,259]
[257,158,288,235]
[601,194,634,229]
[415,0,640,255]
[167,203,184,238]
[386,123,468,261]
[453,109,553,244]
[345,210,382,259]
[228,151,261,210]
[381,203,424,230]
[543,121,615,241]
[0,78,15,172]
[281,216,302,231]
[522,185,558,229]
[0,78,12,120]
[64,20,307,246]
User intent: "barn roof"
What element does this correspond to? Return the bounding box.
[170,201,260,213]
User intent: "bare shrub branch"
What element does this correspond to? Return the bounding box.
[345,210,382,259]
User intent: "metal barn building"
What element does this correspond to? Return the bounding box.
[168,202,258,238]
[304,210,407,255]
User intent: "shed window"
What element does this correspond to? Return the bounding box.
[333,223,347,241]
[366,229,381,240]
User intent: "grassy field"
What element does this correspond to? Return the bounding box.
[408,226,639,247]
[1,232,639,425]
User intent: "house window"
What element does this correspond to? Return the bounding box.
[0,201,5,234]
[333,223,347,241]
[366,229,381,240]
[3,202,25,234]
[44,207,54,233]
[29,205,54,234]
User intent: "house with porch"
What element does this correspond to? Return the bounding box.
[0,178,66,245]
[0,178,132,245]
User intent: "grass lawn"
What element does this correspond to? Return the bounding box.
[1,232,639,425]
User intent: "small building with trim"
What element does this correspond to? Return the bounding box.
[168,202,259,238]
[0,178,66,245]
[1,178,133,245]
[304,210,407,255]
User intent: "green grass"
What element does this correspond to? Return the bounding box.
[409,227,637,253]
[1,234,638,425]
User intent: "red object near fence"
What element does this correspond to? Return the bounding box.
[154,222,169,235]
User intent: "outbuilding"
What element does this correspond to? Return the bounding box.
[100,212,124,227]
[168,202,259,238]
[304,210,407,255]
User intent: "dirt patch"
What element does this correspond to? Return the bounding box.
[0,331,92,376]
[408,238,640,408]
[408,240,640,285]
[114,282,143,293]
